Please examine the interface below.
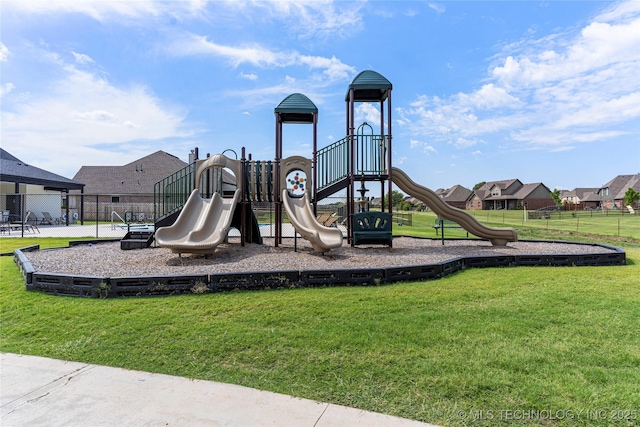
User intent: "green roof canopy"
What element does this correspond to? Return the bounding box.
[346,70,392,102]
[275,93,318,123]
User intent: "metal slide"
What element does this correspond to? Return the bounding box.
[281,190,343,253]
[155,189,240,254]
[392,167,517,246]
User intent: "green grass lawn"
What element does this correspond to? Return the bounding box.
[2,214,640,426]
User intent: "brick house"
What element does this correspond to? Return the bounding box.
[70,151,189,221]
[598,174,640,209]
[435,185,472,209]
[560,187,599,210]
[466,179,553,210]
[70,150,239,221]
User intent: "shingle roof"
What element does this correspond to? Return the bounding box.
[613,175,640,199]
[600,174,640,199]
[442,184,472,202]
[72,151,188,194]
[512,183,549,199]
[582,192,601,202]
[569,188,599,199]
[71,150,240,195]
[0,148,85,191]
[473,179,522,200]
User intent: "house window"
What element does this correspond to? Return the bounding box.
[112,196,120,203]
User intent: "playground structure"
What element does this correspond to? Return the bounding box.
[153,70,517,254]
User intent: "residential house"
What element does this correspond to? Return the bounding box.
[70,150,237,222]
[560,187,599,210]
[0,148,84,224]
[466,179,553,210]
[598,174,640,209]
[402,196,424,210]
[435,185,472,210]
[581,192,602,210]
[72,151,188,199]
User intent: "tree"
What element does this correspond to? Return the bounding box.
[473,181,486,191]
[551,188,562,206]
[623,187,640,207]
[382,190,405,208]
[400,200,413,211]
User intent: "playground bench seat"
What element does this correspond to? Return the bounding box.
[433,219,468,237]
[353,212,392,246]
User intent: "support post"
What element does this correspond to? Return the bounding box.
[387,90,393,216]
[312,114,318,215]
[241,147,246,246]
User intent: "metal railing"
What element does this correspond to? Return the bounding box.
[355,122,387,175]
[153,163,195,222]
[0,192,348,240]
[316,127,389,193]
[316,136,350,191]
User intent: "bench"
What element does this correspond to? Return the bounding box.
[353,212,392,246]
[433,218,468,244]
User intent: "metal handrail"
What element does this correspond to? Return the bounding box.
[316,136,350,190]
[153,162,195,222]
[110,210,127,230]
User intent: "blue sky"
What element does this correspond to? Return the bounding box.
[1,0,639,194]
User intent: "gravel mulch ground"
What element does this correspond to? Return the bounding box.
[23,237,619,278]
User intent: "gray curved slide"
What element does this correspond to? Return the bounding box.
[392,168,517,246]
[282,190,343,253]
[156,189,240,254]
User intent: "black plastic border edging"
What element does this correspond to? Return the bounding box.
[14,245,39,285]
[13,238,627,298]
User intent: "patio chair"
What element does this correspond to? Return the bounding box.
[323,215,340,227]
[0,211,8,234]
[40,212,56,225]
[9,211,39,234]
[316,212,332,224]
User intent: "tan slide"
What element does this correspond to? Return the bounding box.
[282,190,343,253]
[392,168,517,246]
[156,189,240,254]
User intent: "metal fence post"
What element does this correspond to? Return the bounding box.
[96,194,99,238]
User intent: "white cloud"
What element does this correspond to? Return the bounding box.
[71,51,96,65]
[1,56,191,177]
[230,0,365,40]
[5,0,161,22]
[166,33,355,84]
[355,103,381,127]
[409,139,437,154]
[298,55,355,82]
[457,84,522,110]
[167,33,289,67]
[428,3,446,14]
[239,72,258,80]
[3,0,213,24]
[394,155,407,165]
[397,0,640,153]
[450,137,480,149]
[5,0,363,41]
[0,42,9,61]
[0,83,15,98]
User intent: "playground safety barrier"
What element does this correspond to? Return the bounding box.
[15,239,626,298]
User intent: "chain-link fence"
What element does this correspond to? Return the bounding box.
[1,193,348,239]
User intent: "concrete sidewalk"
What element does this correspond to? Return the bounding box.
[1,353,435,427]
